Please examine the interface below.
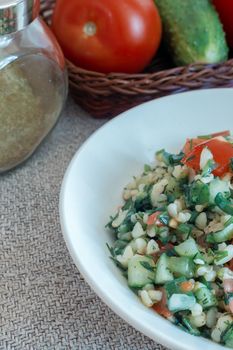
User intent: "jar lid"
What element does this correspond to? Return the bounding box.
[0,0,40,35]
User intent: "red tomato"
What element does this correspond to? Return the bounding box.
[51,0,162,73]
[182,131,230,155]
[223,279,233,293]
[211,130,230,138]
[182,137,233,177]
[213,0,233,48]
[147,211,163,226]
[228,259,233,271]
[158,243,174,253]
[153,288,172,318]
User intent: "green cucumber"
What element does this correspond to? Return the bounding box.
[155,0,228,66]
[222,324,233,348]
[174,238,199,258]
[117,231,132,242]
[209,178,230,204]
[194,283,217,309]
[169,256,195,278]
[155,149,184,166]
[128,255,155,288]
[155,253,174,284]
[113,240,128,255]
[206,221,233,243]
[186,181,210,206]
[181,317,201,336]
[215,192,233,215]
[175,223,193,240]
[164,277,187,297]
[168,293,196,313]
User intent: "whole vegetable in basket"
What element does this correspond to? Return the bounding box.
[51,0,162,74]
[155,0,229,66]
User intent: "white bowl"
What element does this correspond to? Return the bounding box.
[60,88,233,350]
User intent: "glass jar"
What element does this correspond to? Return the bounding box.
[0,0,68,172]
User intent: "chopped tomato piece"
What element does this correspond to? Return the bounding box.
[182,131,230,155]
[153,287,172,318]
[223,279,233,293]
[180,280,194,292]
[182,136,233,177]
[147,211,163,226]
[223,279,233,313]
[159,243,174,253]
[228,259,233,271]
[229,299,233,314]
[151,243,174,263]
[196,235,211,249]
[211,130,230,138]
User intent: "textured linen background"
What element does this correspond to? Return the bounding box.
[0,98,169,350]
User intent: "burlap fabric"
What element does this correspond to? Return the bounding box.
[0,98,169,350]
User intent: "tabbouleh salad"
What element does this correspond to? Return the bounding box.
[106,130,233,348]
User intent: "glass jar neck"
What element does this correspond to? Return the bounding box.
[0,0,40,35]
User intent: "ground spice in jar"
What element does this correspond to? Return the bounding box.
[0,56,64,172]
[0,0,67,173]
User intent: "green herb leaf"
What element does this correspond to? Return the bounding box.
[140,261,155,272]
[197,134,212,140]
[144,164,152,173]
[214,249,228,262]
[109,256,127,271]
[158,212,170,226]
[190,138,193,151]
[106,243,115,257]
[215,192,233,216]
[156,149,184,166]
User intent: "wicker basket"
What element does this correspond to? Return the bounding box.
[40,0,233,118]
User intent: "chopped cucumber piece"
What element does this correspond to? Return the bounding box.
[209,178,230,204]
[168,293,196,313]
[113,240,128,255]
[186,180,210,206]
[158,212,170,226]
[175,223,193,240]
[165,177,182,200]
[118,222,133,234]
[128,255,155,288]
[164,277,187,297]
[155,253,174,284]
[206,222,233,243]
[182,317,201,336]
[214,246,233,265]
[194,284,217,309]
[117,231,132,241]
[156,149,184,166]
[222,324,233,348]
[174,238,199,258]
[169,256,195,278]
[215,192,233,215]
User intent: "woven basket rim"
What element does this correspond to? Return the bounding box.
[66,57,233,77]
